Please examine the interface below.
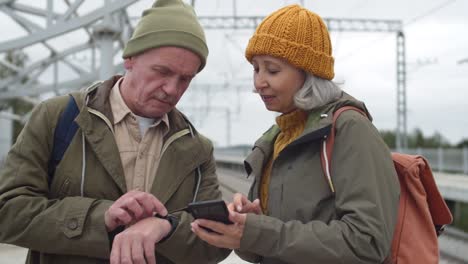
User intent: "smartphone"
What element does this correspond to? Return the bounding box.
[187,199,233,225]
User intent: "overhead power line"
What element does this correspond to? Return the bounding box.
[338,0,458,61]
[404,0,457,26]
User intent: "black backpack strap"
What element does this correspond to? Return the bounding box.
[47,95,80,185]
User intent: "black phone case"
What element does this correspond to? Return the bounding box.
[187,200,233,224]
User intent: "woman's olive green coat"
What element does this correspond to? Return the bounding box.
[236,93,400,264]
[0,76,230,263]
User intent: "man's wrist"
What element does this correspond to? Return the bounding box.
[155,214,179,243]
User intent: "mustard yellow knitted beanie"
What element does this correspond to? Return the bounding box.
[245,4,334,80]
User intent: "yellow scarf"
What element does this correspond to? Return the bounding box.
[260,109,307,214]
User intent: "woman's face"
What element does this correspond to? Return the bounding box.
[252,55,305,114]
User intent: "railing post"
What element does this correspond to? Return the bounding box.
[417,147,422,155]
[437,147,444,172]
[463,147,468,174]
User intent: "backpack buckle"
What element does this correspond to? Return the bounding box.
[436,224,446,236]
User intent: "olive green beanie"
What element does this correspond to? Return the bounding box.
[122,0,208,71]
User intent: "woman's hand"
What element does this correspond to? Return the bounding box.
[191,208,247,249]
[228,193,262,215]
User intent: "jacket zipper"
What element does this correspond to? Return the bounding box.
[87,107,190,160]
[88,108,115,134]
[160,129,190,158]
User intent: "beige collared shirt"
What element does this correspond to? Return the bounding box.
[109,78,170,192]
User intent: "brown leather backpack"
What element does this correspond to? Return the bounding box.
[320,106,453,264]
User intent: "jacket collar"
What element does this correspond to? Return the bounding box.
[70,76,125,193]
[85,76,119,123]
[245,92,371,178]
[82,75,194,140]
[254,91,371,150]
[73,75,205,199]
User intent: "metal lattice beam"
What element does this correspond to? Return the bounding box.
[0,6,407,147]
[0,62,124,99]
[0,0,137,53]
[199,16,402,32]
[9,3,60,18]
[0,43,92,90]
[1,3,95,79]
[59,0,86,22]
[0,0,14,6]
[0,0,136,102]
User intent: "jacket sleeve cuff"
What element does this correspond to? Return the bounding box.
[239,213,279,257]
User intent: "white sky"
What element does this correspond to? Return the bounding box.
[1,0,467,147]
[184,0,468,146]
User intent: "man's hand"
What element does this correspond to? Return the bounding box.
[228,193,262,215]
[110,217,171,264]
[105,190,167,232]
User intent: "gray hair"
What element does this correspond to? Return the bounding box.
[294,73,342,110]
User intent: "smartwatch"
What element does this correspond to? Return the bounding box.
[154,214,179,243]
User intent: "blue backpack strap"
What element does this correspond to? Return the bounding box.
[47,95,80,185]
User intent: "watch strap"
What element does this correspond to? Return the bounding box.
[155,214,179,243]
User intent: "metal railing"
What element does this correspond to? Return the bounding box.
[402,148,468,174]
[1,147,467,175]
[215,147,468,175]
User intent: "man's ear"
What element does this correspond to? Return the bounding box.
[124,57,134,70]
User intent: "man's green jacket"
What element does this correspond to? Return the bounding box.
[0,76,231,263]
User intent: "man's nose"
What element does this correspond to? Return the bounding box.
[162,78,179,96]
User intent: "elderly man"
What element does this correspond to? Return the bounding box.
[0,0,231,263]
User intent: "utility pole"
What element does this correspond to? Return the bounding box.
[233,0,237,17]
[396,31,407,151]
[226,108,231,146]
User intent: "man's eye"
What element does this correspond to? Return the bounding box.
[155,68,169,75]
[181,77,191,83]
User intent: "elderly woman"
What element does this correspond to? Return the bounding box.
[191,4,400,264]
